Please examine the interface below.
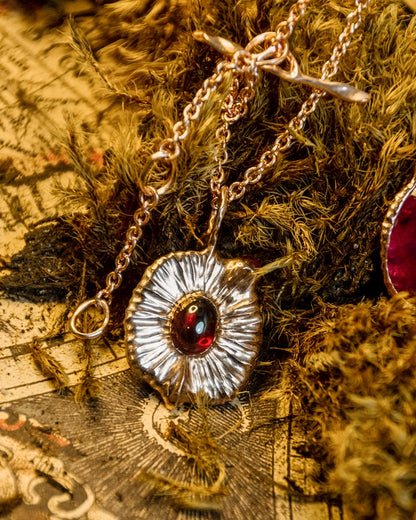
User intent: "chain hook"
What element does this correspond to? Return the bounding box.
[193,29,369,103]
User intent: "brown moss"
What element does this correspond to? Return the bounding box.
[30,337,68,392]
[74,340,101,403]
[276,295,416,519]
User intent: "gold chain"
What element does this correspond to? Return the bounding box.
[70,0,370,339]
[218,0,370,203]
[96,186,159,305]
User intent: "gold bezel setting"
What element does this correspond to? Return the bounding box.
[125,248,262,408]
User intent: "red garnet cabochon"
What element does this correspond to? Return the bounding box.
[171,296,217,355]
[387,192,416,295]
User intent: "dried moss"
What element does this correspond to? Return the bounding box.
[275,295,416,519]
[0,220,81,302]
[138,397,227,512]
[74,340,101,403]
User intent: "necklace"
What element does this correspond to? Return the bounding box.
[70,0,370,408]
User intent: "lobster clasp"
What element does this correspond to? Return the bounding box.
[193,30,369,104]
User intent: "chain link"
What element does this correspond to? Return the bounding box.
[275,0,309,40]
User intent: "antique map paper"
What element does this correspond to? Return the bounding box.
[0,7,341,519]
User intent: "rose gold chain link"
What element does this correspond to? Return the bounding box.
[211,64,259,205]
[275,0,309,40]
[95,186,160,306]
[225,0,370,203]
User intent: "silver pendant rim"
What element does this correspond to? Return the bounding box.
[125,248,262,408]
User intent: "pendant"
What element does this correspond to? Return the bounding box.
[381,175,416,297]
[125,248,262,408]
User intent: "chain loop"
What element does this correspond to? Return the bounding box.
[154,138,180,160]
[259,150,277,170]
[70,298,110,340]
[274,0,309,40]
[245,166,265,185]
[172,121,190,142]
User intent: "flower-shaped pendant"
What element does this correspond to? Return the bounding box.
[125,248,262,407]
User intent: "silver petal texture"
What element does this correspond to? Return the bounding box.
[125,249,262,407]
